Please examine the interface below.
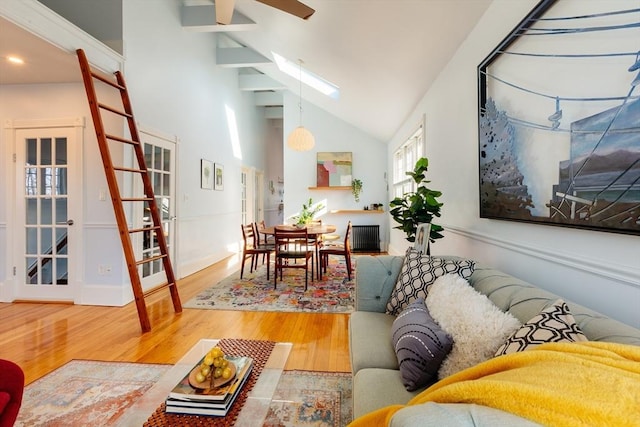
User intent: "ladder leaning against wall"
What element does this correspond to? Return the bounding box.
[76,48,182,332]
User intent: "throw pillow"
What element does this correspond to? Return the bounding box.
[391,298,453,391]
[426,274,522,379]
[495,299,588,356]
[386,248,476,316]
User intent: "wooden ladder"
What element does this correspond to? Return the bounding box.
[76,49,182,332]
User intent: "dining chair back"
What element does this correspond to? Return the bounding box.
[274,226,315,290]
[319,221,353,280]
[240,224,273,280]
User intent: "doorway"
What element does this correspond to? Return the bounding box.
[12,119,83,301]
[137,129,178,289]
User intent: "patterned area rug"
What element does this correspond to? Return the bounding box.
[16,360,172,427]
[184,257,355,313]
[16,361,353,427]
[265,371,353,427]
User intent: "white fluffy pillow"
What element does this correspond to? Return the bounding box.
[426,274,521,379]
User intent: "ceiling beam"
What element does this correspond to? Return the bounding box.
[254,91,283,106]
[217,47,271,68]
[239,74,286,91]
[181,4,257,32]
[264,106,284,119]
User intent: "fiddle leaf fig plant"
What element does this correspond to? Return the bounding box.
[389,157,444,245]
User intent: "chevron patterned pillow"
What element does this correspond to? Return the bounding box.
[495,299,588,356]
[385,248,476,316]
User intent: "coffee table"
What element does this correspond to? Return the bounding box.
[115,339,292,426]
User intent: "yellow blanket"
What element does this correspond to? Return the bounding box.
[349,341,640,427]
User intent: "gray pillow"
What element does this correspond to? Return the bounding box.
[391,298,453,391]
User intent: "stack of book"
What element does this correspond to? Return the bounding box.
[165,355,254,416]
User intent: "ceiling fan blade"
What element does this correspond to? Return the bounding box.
[256,0,315,20]
[215,0,236,25]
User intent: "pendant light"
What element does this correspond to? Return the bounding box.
[287,59,315,151]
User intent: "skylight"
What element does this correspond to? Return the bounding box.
[272,52,339,99]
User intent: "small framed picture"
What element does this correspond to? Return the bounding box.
[214,163,224,191]
[201,159,213,190]
[413,223,432,254]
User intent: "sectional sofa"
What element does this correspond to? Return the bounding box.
[349,253,640,426]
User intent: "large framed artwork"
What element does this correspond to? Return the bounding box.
[316,152,353,187]
[478,0,640,235]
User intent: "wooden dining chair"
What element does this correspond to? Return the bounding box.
[274,226,314,290]
[254,221,275,266]
[240,224,273,280]
[319,221,353,280]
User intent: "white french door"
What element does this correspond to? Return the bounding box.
[137,129,177,289]
[14,122,82,301]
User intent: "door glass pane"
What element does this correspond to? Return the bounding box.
[26,228,37,254]
[154,146,162,170]
[25,167,37,195]
[26,258,38,284]
[26,199,37,225]
[41,258,53,284]
[41,228,53,255]
[56,228,68,255]
[154,172,161,194]
[41,198,52,225]
[26,138,37,164]
[144,144,152,167]
[163,173,170,196]
[56,258,68,285]
[41,138,52,165]
[40,167,52,195]
[56,167,68,195]
[56,198,68,223]
[55,138,67,165]
[161,197,170,220]
[163,148,170,171]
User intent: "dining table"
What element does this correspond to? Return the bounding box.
[260,224,337,280]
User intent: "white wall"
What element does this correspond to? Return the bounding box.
[0,0,271,305]
[122,0,270,277]
[388,0,640,328]
[282,91,389,249]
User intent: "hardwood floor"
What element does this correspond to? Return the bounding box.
[0,254,352,385]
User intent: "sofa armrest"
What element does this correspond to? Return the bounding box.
[355,255,404,312]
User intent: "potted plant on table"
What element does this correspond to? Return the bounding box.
[389,157,444,252]
[293,198,324,227]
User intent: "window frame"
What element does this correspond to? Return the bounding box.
[392,124,425,198]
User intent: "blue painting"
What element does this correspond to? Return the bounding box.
[478,0,640,235]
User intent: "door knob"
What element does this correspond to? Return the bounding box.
[57,219,74,226]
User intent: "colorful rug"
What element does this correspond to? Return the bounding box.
[264,370,353,427]
[16,360,172,427]
[184,257,355,313]
[16,361,353,427]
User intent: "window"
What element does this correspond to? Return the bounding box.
[392,125,424,198]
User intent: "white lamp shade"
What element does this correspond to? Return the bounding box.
[287,126,315,151]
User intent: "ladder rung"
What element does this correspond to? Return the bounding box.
[121,197,154,202]
[106,134,140,146]
[113,166,146,174]
[91,71,125,90]
[136,254,167,266]
[99,102,133,119]
[143,282,178,298]
[129,225,161,234]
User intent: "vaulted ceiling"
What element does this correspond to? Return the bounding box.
[0,0,493,141]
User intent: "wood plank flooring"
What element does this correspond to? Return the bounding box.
[0,254,353,385]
